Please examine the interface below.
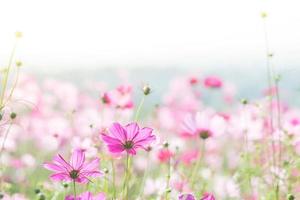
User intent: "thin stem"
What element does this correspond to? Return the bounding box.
[165,153,171,200]
[0,40,18,109]
[3,66,21,107]
[0,122,13,190]
[138,152,150,198]
[111,159,116,199]
[73,180,76,199]
[134,95,145,121]
[262,15,279,199]
[122,153,130,200]
[190,140,205,190]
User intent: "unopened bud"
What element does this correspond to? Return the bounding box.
[15,31,22,38]
[10,112,17,119]
[163,141,169,148]
[142,85,151,95]
[16,61,22,67]
[261,12,267,18]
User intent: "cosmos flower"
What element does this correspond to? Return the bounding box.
[157,149,174,163]
[43,149,102,183]
[182,112,213,140]
[204,76,223,88]
[101,122,156,155]
[65,192,106,200]
[178,193,196,200]
[201,193,216,200]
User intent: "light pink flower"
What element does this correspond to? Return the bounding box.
[43,149,102,183]
[204,76,222,88]
[157,149,174,163]
[65,191,105,200]
[178,193,195,200]
[201,193,215,200]
[101,122,156,155]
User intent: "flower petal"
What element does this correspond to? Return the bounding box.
[43,162,66,173]
[109,122,127,142]
[125,122,139,140]
[70,149,85,170]
[50,172,71,182]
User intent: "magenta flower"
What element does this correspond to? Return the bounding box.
[65,192,106,200]
[204,76,222,88]
[43,149,102,183]
[178,193,196,200]
[101,122,156,155]
[201,193,215,200]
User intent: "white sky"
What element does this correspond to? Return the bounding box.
[0,0,300,71]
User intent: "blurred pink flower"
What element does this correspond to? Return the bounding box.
[178,193,195,200]
[180,149,199,166]
[157,149,174,163]
[65,191,105,200]
[204,76,222,88]
[101,122,156,155]
[182,112,223,139]
[201,193,215,200]
[43,149,102,183]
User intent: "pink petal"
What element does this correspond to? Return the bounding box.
[95,193,106,200]
[80,170,103,178]
[43,162,66,173]
[107,144,125,153]
[50,172,71,182]
[134,135,156,148]
[132,127,153,142]
[127,148,136,155]
[53,155,73,171]
[125,122,139,140]
[81,158,100,172]
[109,122,127,142]
[101,134,123,145]
[70,149,85,170]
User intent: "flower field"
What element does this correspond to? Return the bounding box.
[1,5,300,199]
[1,44,300,200]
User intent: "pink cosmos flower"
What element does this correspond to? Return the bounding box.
[65,192,105,200]
[101,122,156,155]
[178,193,195,200]
[43,149,102,183]
[182,112,213,140]
[204,76,223,88]
[201,193,215,200]
[157,149,174,163]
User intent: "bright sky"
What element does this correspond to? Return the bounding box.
[0,0,299,71]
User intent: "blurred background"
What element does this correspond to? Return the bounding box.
[0,0,300,105]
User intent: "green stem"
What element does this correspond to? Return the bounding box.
[111,159,116,199]
[139,152,150,197]
[122,153,131,200]
[134,95,145,121]
[190,140,205,190]
[73,180,76,199]
[165,156,171,200]
[0,40,18,109]
[0,122,13,190]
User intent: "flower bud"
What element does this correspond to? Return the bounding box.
[16,61,22,67]
[240,98,248,105]
[142,84,151,95]
[287,194,295,200]
[163,141,169,148]
[10,112,17,119]
[34,188,41,194]
[261,12,267,18]
[15,31,22,38]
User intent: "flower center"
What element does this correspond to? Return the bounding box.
[123,140,134,149]
[69,170,79,179]
[199,130,211,140]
